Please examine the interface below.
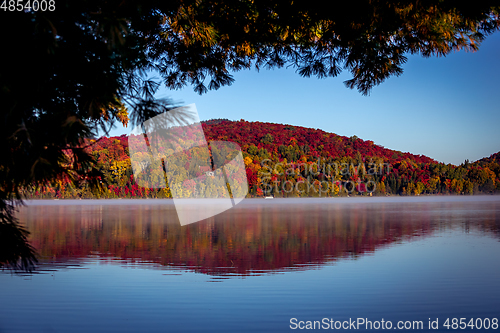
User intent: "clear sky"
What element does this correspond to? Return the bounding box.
[109,32,500,166]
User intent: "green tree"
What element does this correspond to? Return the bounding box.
[260,133,274,144]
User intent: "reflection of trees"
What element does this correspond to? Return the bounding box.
[15,200,500,276]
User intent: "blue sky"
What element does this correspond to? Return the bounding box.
[110,32,500,166]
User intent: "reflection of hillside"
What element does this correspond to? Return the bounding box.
[17,200,500,276]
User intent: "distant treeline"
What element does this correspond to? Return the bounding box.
[201,118,232,125]
[24,120,500,199]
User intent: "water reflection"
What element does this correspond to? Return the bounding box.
[14,198,500,276]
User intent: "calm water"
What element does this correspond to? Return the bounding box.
[1,197,500,332]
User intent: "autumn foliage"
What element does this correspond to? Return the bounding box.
[24,120,500,198]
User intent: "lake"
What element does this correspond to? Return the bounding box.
[1,197,500,332]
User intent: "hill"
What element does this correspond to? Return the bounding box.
[477,152,500,165]
[202,120,437,164]
[24,120,500,198]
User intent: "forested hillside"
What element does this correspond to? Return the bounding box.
[25,120,500,198]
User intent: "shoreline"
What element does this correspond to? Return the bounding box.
[20,195,500,206]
